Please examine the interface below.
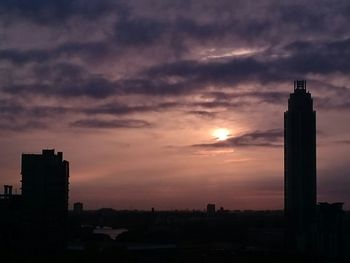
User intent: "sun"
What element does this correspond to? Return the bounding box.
[213,128,230,141]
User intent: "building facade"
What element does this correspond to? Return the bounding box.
[284,80,317,252]
[21,149,69,251]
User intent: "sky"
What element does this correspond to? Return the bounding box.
[1,0,350,210]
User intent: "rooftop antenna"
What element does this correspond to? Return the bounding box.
[294,80,306,91]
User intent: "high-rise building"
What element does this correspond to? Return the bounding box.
[21,149,69,250]
[284,80,317,252]
[21,149,69,216]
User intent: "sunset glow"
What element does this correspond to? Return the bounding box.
[213,128,231,141]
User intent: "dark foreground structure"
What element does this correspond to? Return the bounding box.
[0,149,69,255]
[22,149,70,252]
[284,81,348,260]
[284,80,317,252]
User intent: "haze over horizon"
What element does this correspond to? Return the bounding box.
[1,0,350,210]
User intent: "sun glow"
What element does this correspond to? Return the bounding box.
[213,128,230,141]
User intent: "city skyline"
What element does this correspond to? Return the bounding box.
[1,1,350,210]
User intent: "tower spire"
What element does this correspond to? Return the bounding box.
[294,80,306,91]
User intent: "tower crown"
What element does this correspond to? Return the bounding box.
[288,80,313,112]
[294,80,306,92]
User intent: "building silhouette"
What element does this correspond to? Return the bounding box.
[73,202,83,213]
[207,203,216,214]
[284,80,317,252]
[316,202,344,258]
[21,149,69,251]
[0,185,22,251]
[0,185,22,209]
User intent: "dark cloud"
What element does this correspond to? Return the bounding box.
[0,97,71,118]
[146,57,267,83]
[146,37,350,86]
[0,49,51,64]
[192,129,283,148]
[0,119,47,132]
[70,118,151,129]
[0,0,125,25]
[4,36,350,97]
[55,42,113,61]
[1,0,349,40]
[3,81,115,99]
[1,62,193,98]
[3,62,117,99]
[193,101,245,110]
[279,38,350,74]
[0,98,67,131]
[173,18,233,41]
[0,42,111,65]
[2,39,350,116]
[0,98,178,131]
[185,110,217,118]
[0,99,23,115]
[114,17,166,46]
[0,100,178,119]
[116,78,191,96]
[82,102,179,115]
[202,91,287,104]
[1,0,350,103]
[315,97,350,111]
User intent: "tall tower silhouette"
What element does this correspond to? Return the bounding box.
[284,80,316,252]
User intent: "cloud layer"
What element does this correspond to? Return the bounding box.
[1,1,350,132]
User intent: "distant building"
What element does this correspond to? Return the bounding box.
[21,149,69,251]
[284,80,317,252]
[207,203,215,214]
[0,185,22,209]
[2,185,12,197]
[316,202,344,259]
[73,202,83,213]
[218,206,225,213]
[0,185,22,251]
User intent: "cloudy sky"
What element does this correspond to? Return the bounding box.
[1,0,350,210]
